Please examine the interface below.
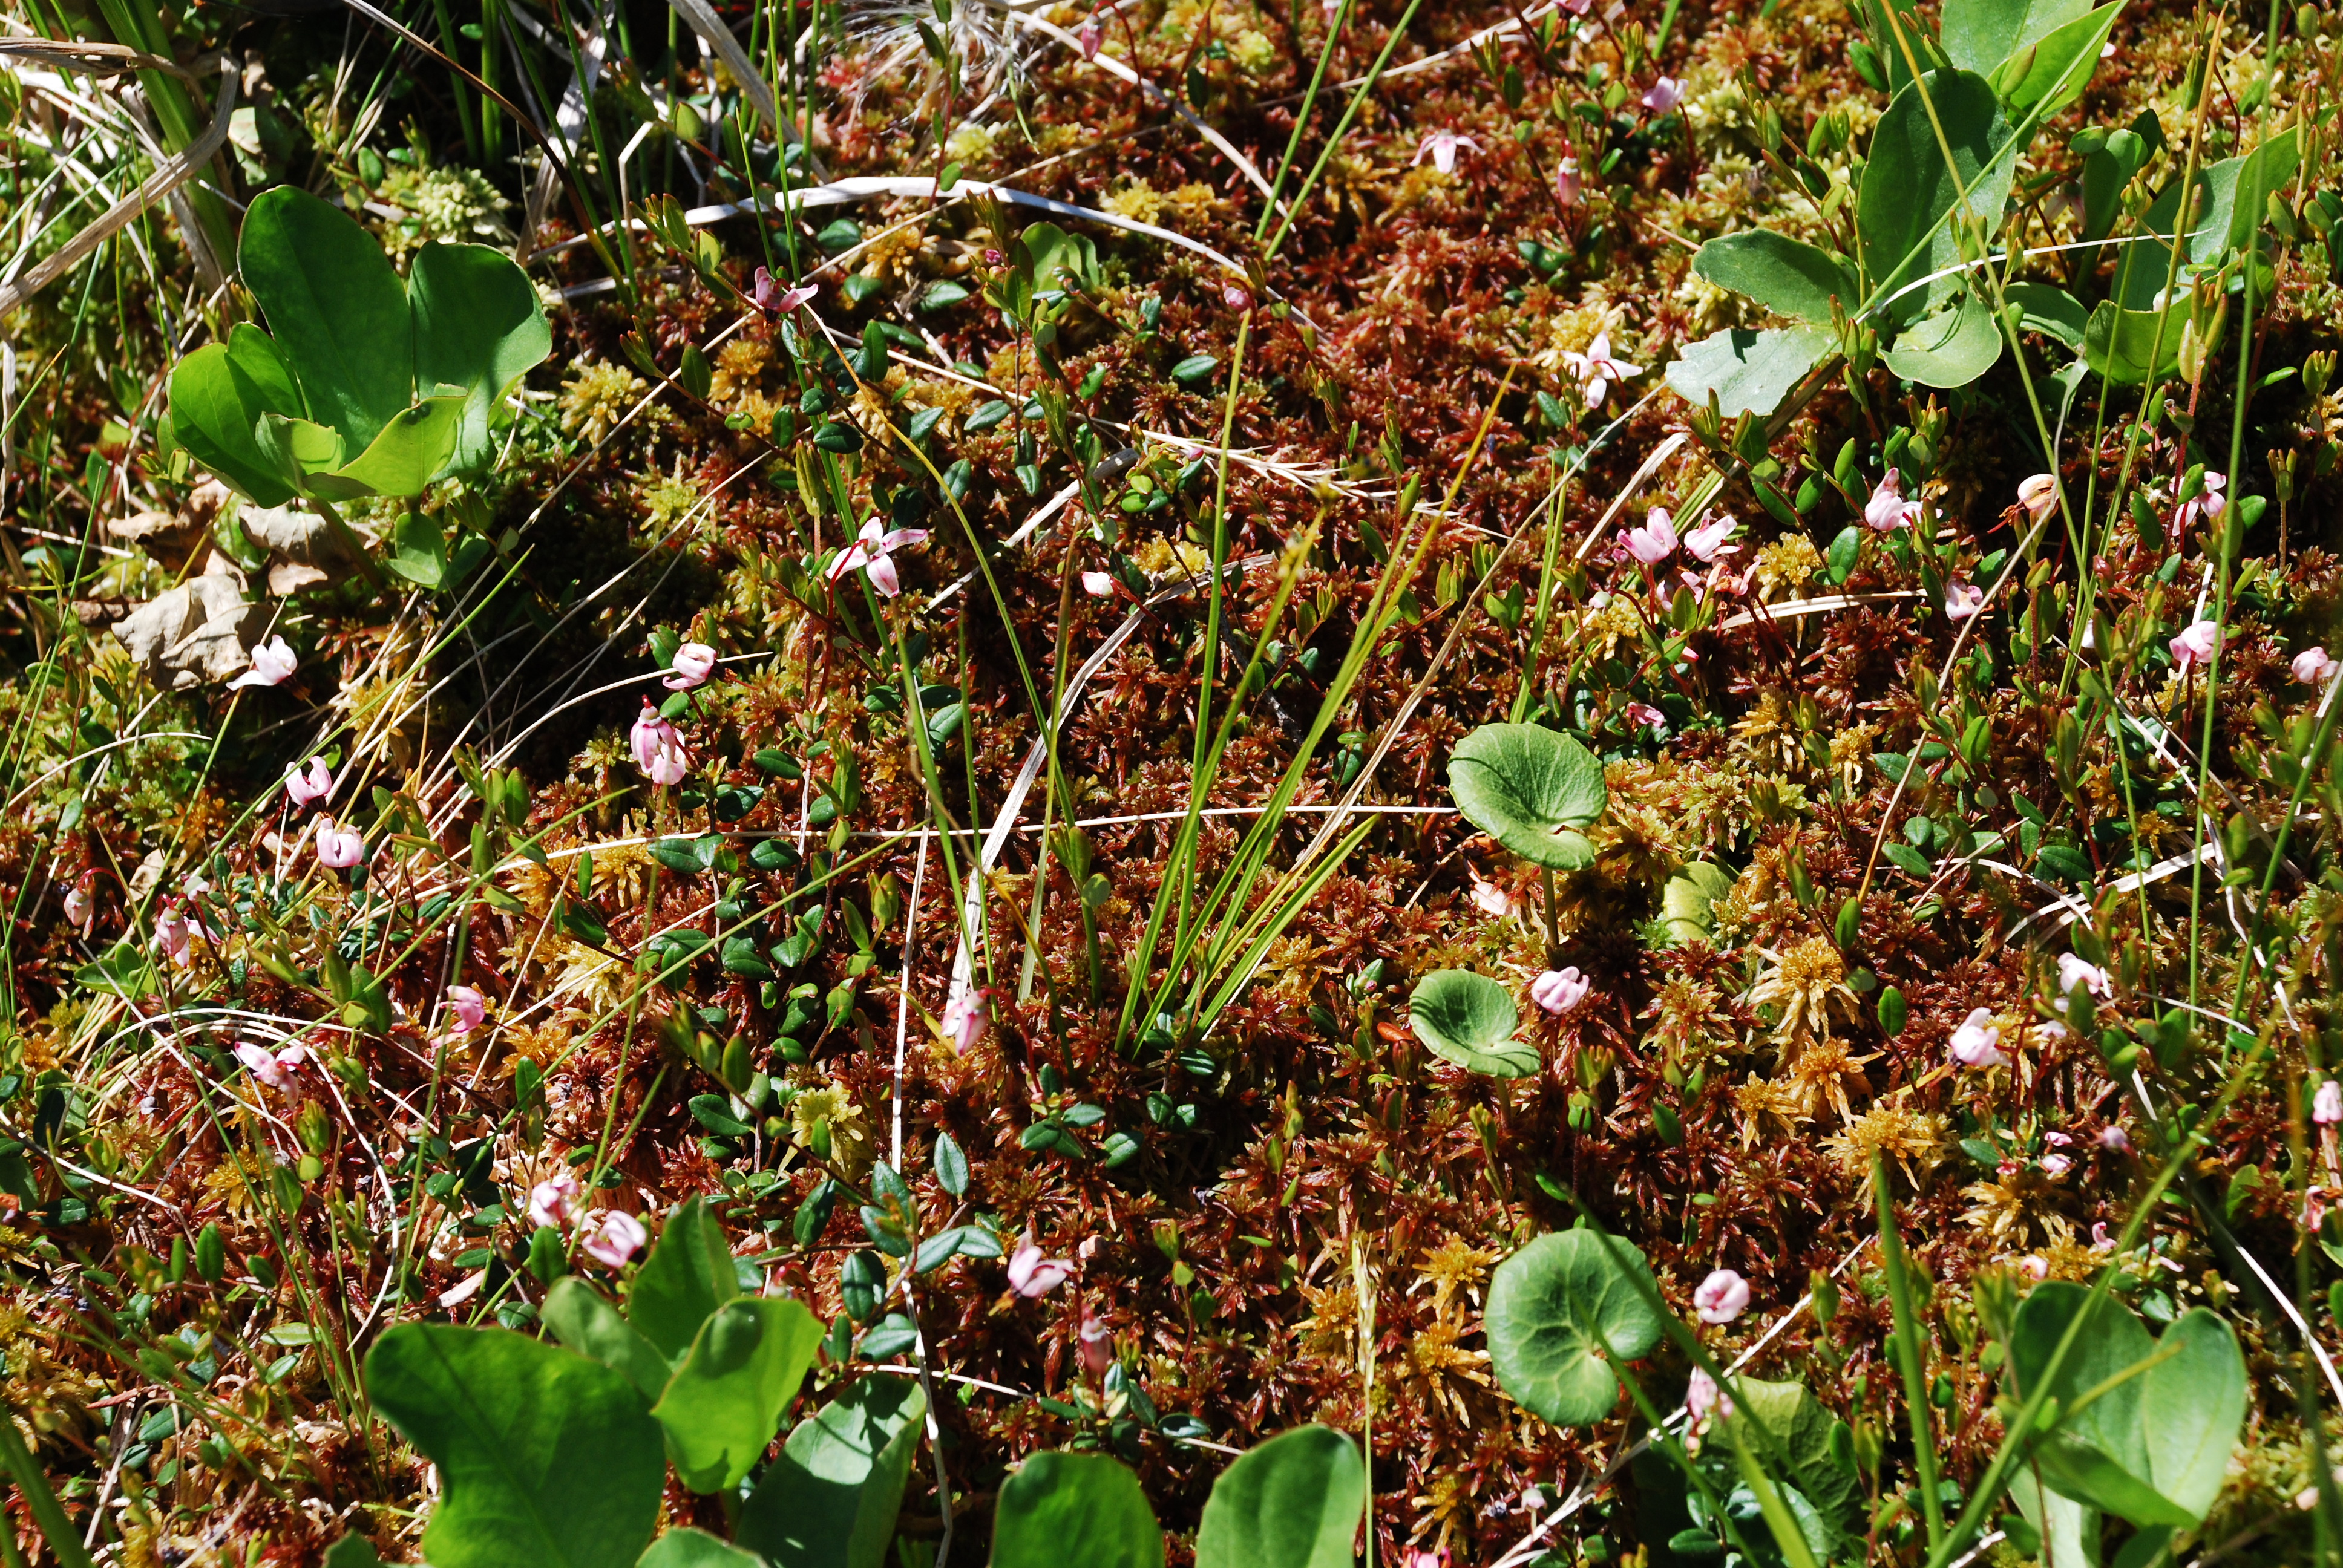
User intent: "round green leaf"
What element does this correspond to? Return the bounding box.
[1446,723,1608,869]
[992,1451,1164,1568]
[1407,970,1537,1077]
[1194,1426,1363,1568]
[1486,1231,1665,1427]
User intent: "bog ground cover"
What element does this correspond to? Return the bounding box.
[0,0,2338,1561]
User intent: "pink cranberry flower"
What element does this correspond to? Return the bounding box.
[2097,1124,2130,1151]
[1079,1315,1115,1377]
[1413,131,1479,175]
[1641,76,1683,113]
[1686,1365,1732,1420]
[1007,1236,1075,1298]
[447,985,488,1033]
[2168,618,2220,672]
[1081,570,1116,596]
[2091,1221,2114,1250]
[315,819,365,870]
[1945,583,1986,621]
[2172,470,2226,530]
[529,1171,582,1229]
[828,517,931,599]
[1532,967,1590,1016]
[156,904,196,965]
[2316,1080,2343,1125]
[751,266,818,316]
[228,634,298,690]
[1469,873,1513,918]
[1624,507,1679,564]
[1948,1007,2007,1068]
[1561,332,1640,410]
[1864,469,1921,531]
[2017,472,2059,522]
[2057,953,2111,998]
[235,1041,308,1089]
[631,702,690,785]
[663,642,717,691]
[2293,645,2338,685]
[2019,1255,2049,1281]
[285,757,333,808]
[2042,1153,2072,1177]
[942,985,992,1054]
[62,880,93,935]
[1683,512,1738,563]
[583,1209,647,1267]
[1693,1268,1751,1324]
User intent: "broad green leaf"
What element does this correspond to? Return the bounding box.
[332,397,466,498]
[2009,1284,2245,1527]
[1663,325,1834,418]
[629,1196,741,1361]
[166,339,300,507]
[1486,1230,1664,1427]
[410,240,554,473]
[387,508,450,588]
[1728,1378,1866,1536]
[739,1373,927,1568]
[365,1324,663,1568]
[1446,722,1608,869]
[1881,288,2005,388]
[254,412,348,492]
[1659,862,1735,947]
[1194,1426,1363,1568]
[1691,232,1858,325]
[323,1537,384,1568]
[226,321,304,420]
[2004,281,2089,347]
[1939,0,2090,76]
[2194,128,2300,263]
[2009,1466,2102,1568]
[1991,2,2119,117]
[2081,300,2181,385]
[991,1451,1164,1568]
[2135,1308,2247,1521]
[1407,970,1538,1078]
[542,1277,672,1402]
[1860,71,2016,319]
[239,186,412,453]
[636,1529,766,1568]
[651,1296,823,1492]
